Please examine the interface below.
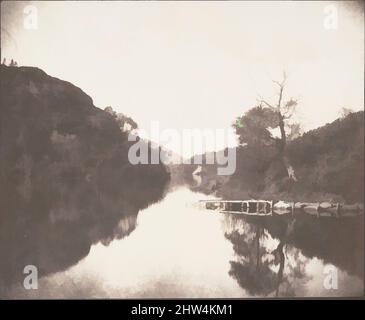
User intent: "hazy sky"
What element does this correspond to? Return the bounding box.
[1,1,364,156]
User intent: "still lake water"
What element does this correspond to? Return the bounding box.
[7,187,364,298]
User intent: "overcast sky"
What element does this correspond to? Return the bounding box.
[1,1,364,157]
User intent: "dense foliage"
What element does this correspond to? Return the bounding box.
[182,109,363,203]
[0,65,170,287]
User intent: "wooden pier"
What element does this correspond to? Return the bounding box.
[199,200,363,218]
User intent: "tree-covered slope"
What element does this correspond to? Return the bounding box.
[0,65,170,288]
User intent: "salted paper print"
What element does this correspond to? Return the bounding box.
[0,1,364,299]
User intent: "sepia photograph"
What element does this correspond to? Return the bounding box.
[0,0,364,304]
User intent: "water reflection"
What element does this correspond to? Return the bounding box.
[3,188,244,298]
[2,187,363,298]
[223,213,363,297]
[0,158,169,296]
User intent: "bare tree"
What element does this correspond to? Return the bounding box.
[258,72,298,181]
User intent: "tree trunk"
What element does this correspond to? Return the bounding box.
[278,114,297,181]
[283,156,297,181]
[278,116,286,154]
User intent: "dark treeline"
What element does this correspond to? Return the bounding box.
[181,110,364,204]
[178,73,363,204]
[0,65,170,292]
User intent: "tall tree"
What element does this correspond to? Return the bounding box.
[258,72,299,181]
[233,72,300,181]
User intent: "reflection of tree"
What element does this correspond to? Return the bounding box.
[225,218,301,297]
[272,241,285,297]
[270,219,307,297]
[269,214,364,279]
[223,213,363,297]
[224,218,278,296]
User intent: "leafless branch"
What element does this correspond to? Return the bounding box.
[277,85,284,110]
[261,99,275,110]
[256,95,275,110]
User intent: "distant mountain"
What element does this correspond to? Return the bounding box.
[0,65,170,289]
